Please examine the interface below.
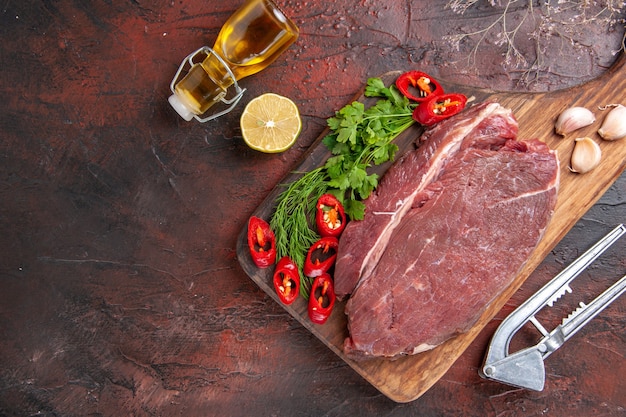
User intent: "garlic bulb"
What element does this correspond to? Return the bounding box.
[569,137,601,174]
[555,107,596,136]
[598,104,626,141]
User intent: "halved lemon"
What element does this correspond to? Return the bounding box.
[240,93,302,153]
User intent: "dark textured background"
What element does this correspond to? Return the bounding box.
[1,1,625,415]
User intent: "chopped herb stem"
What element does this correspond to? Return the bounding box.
[270,78,417,299]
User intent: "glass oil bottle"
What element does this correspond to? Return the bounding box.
[168,0,299,122]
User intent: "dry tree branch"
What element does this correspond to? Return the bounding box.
[443,0,626,85]
[443,0,534,68]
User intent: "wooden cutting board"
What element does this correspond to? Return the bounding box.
[236,52,626,403]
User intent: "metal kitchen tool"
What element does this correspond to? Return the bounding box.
[480,224,626,391]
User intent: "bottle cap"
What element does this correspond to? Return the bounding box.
[168,94,195,121]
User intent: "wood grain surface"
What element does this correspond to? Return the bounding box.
[237,53,626,402]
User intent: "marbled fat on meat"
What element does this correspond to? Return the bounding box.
[341,104,559,360]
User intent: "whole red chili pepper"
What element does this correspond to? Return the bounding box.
[412,93,468,126]
[396,71,444,103]
[303,236,339,277]
[308,273,336,324]
[247,216,276,268]
[315,194,347,238]
[273,256,300,305]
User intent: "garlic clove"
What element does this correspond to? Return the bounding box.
[598,104,626,141]
[555,106,596,136]
[569,137,601,174]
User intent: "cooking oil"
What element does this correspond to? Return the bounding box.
[169,0,299,122]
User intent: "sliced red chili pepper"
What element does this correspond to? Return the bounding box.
[412,93,467,126]
[396,71,444,103]
[303,236,339,277]
[273,256,300,305]
[308,273,336,324]
[247,216,276,268]
[315,194,347,238]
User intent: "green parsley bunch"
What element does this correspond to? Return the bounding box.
[322,77,416,219]
[270,77,416,297]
